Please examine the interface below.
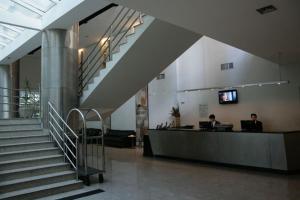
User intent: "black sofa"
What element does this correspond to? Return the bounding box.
[104,129,136,148]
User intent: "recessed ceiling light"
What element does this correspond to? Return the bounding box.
[256,5,277,15]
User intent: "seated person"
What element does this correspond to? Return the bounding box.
[208,114,220,130]
[249,113,263,132]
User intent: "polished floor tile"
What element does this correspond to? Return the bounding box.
[46,147,300,200]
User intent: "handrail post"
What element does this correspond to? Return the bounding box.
[84,124,88,176]
[108,25,112,61]
[48,103,51,141]
[76,138,79,180]
[63,123,66,162]
[102,119,106,172]
[38,84,41,121]
[139,12,143,24]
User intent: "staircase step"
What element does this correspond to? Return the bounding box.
[0,129,44,137]
[0,163,70,181]
[0,171,76,193]
[0,147,61,162]
[0,141,54,153]
[0,119,40,126]
[0,180,82,200]
[0,155,64,171]
[0,124,41,131]
[0,134,49,145]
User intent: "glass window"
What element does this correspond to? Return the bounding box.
[0,35,12,44]
[18,0,56,13]
[0,0,62,50]
[0,24,20,38]
[0,1,41,18]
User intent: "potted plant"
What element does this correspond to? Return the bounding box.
[171,106,181,128]
[19,80,35,118]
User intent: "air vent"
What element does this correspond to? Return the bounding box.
[221,63,234,71]
[256,5,277,15]
[156,74,165,80]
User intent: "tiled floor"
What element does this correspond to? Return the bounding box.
[47,147,300,200]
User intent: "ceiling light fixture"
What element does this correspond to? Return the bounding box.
[256,5,277,15]
[177,80,289,93]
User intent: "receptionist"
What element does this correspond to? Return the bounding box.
[208,114,220,130]
[250,113,263,132]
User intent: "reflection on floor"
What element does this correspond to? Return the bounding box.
[42,147,300,200]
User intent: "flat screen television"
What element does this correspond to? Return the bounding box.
[218,89,238,104]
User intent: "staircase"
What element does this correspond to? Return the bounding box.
[79,6,201,115]
[0,119,82,200]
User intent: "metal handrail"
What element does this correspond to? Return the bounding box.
[78,6,126,71]
[66,108,87,175]
[0,86,39,91]
[78,8,133,82]
[78,6,144,94]
[0,86,40,119]
[48,101,79,179]
[80,14,141,91]
[79,9,137,84]
[48,103,78,139]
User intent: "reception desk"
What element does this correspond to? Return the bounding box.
[148,129,300,171]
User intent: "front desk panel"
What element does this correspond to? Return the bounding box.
[148,130,300,171]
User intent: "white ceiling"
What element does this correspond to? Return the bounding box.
[79,7,117,48]
[111,0,300,65]
[3,0,300,66]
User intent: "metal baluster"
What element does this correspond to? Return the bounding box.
[76,137,79,180]
[102,122,105,172]
[108,25,112,61]
[139,12,143,24]
[84,125,88,176]
[92,136,94,169]
[63,123,66,162]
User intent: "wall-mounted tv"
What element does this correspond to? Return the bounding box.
[218,89,238,104]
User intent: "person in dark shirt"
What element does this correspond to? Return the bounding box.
[208,114,220,130]
[250,113,263,132]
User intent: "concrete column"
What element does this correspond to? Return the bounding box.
[41,24,79,125]
[10,60,20,118]
[0,65,11,119]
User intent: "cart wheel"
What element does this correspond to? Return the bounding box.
[83,176,90,186]
[99,174,104,183]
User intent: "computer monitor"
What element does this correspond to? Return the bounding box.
[241,120,253,131]
[199,121,210,129]
[215,124,233,132]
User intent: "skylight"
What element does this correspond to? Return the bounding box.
[0,0,62,49]
[0,0,59,18]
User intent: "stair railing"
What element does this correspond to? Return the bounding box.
[0,86,40,119]
[78,6,144,95]
[48,101,79,179]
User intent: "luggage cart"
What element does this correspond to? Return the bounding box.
[66,108,105,186]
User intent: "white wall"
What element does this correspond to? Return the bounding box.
[150,37,300,132]
[111,96,136,131]
[148,62,178,128]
